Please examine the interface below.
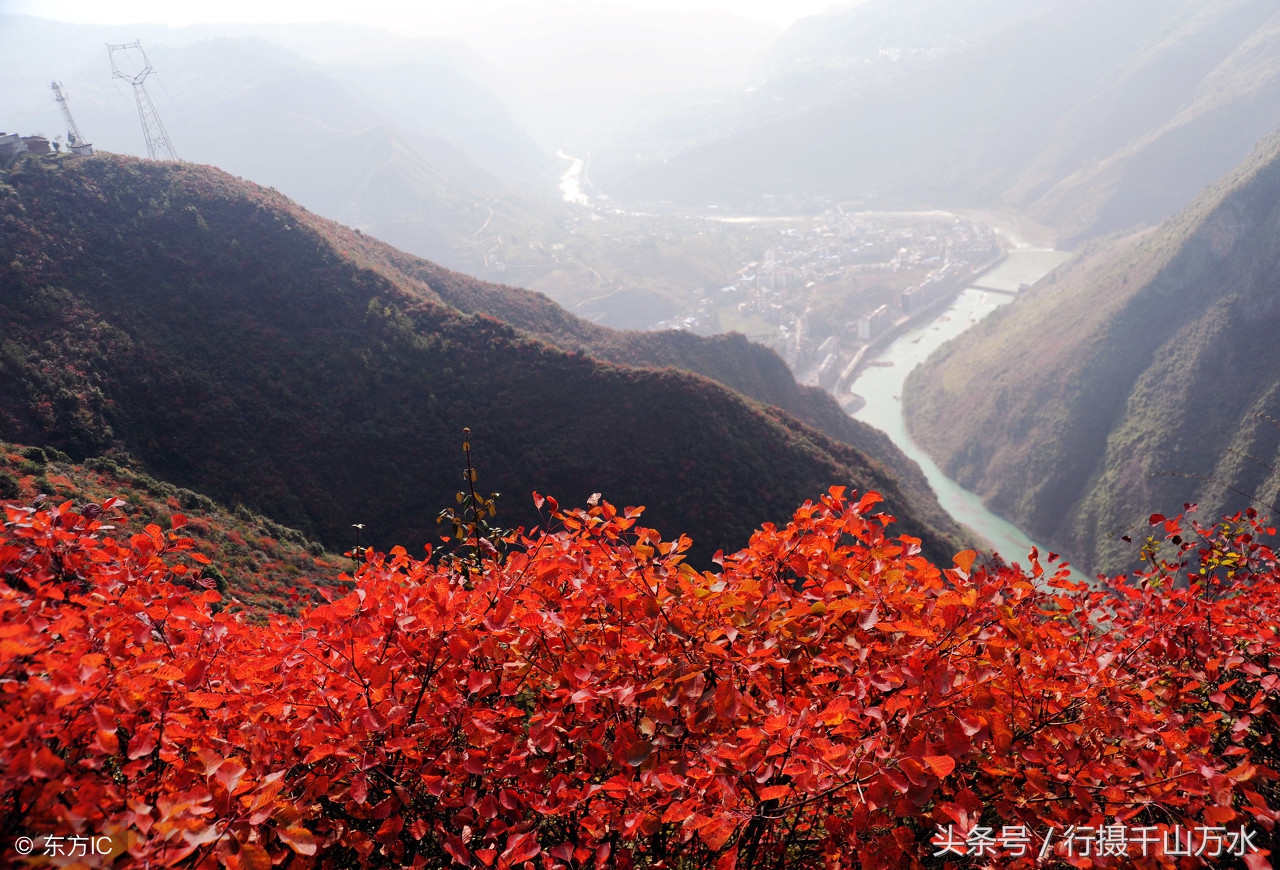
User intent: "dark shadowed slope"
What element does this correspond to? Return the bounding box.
[0,152,968,565]
[372,243,948,514]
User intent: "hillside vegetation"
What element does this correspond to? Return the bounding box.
[392,246,939,501]
[905,130,1280,574]
[0,438,346,611]
[0,151,965,565]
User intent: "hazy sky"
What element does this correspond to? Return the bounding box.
[0,0,842,29]
[1,0,846,147]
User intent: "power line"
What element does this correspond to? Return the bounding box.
[156,72,209,165]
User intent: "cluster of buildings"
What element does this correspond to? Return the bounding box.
[0,132,92,158]
[749,213,999,293]
[856,304,892,340]
[0,133,53,157]
[900,259,978,314]
[655,212,1004,397]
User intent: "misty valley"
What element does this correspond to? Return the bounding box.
[4,1,1280,867]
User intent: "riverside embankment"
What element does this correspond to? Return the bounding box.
[848,249,1074,570]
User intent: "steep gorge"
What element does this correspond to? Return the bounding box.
[905,131,1280,574]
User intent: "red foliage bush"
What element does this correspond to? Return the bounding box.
[2,491,1278,868]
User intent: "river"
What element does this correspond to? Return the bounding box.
[557,150,591,206]
[551,156,1071,569]
[849,249,1075,570]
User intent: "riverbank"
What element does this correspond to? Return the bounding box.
[847,249,1076,572]
[835,250,1007,394]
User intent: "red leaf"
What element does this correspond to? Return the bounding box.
[278,826,317,856]
[214,759,246,795]
[332,592,361,618]
[618,738,652,768]
[94,729,119,755]
[924,755,956,778]
[127,730,156,760]
[236,843,272,870]
[499,830,541,866]
[1243,853,1272,870]
[443,835,470,866]
[1202,805,1237,824]
[714,681,740,720]
[700,816,737,851]
[184,659,208,689]
[858,604,879,631]
[899,757,930,787]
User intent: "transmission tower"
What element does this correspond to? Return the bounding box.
[49,81,94,155]
[106,41,179,161]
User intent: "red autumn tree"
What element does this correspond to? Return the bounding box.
[1,490,1277,868]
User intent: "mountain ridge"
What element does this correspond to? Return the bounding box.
[0,150,967,565]
[377,243,938,492]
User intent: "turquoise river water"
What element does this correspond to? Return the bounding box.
[849,248,1076,571]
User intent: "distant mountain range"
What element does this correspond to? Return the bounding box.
[594,0,1280,245]
[1,15,552,189]
[1,16,558,277]
[0,150,967,565]
[14,3,1280,325]
[904,130,1280,574]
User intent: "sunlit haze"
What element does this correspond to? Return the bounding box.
[2,0,849,148]
[0,0,842,29]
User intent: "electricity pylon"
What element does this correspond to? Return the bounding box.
[50,81,93,155]
[106,41,178,161]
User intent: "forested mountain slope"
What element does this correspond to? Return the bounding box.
[905,131,1280,574]
[381,244,942,504]
[0,152,966,564]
